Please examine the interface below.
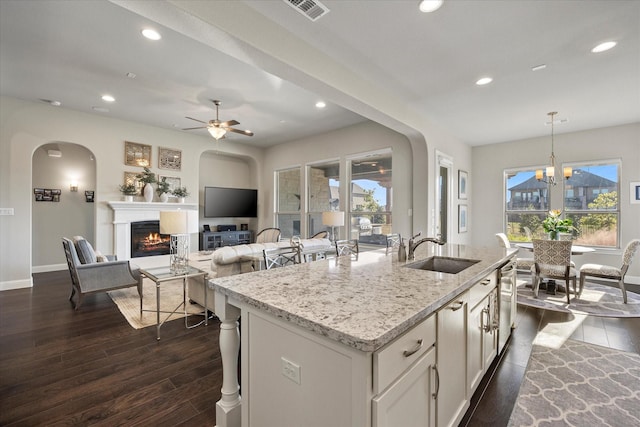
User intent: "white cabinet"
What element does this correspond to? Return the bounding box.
[436,292,469,427]
[468,288,498,392]
[373,345,437,427]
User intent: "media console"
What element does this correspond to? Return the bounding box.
[200,230,253,251]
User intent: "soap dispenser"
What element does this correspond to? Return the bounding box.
[398,238,407,262]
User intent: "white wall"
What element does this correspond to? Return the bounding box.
[471,122,640,281]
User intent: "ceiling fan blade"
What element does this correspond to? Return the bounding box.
[185,116,208,124]
[226,127,254,137]
[182,126,207,130]
[220,119,240,127]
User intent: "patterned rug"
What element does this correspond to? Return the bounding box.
[516,280,640,317]
[508,340,640,426]
[108,280,204,329]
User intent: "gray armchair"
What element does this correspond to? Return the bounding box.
[62,237,142,310]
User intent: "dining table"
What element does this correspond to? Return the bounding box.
[515,242,595,294]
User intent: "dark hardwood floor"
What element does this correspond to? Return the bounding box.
[1,271,638,426]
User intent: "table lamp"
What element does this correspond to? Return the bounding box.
[160,211,190,274]
[322,211,344,242]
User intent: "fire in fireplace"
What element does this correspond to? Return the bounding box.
[131,220,170,257]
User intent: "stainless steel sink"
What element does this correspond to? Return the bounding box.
[403,256,480,274]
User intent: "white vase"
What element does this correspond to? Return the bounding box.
[178,197,185,203]
[143,183,154,202]
[159,192,169,203]
[123,195,133,202]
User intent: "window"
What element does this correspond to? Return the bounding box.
[504,168,548,241]
[307,161,340,237]
[349,151,392,245]
[563,161,619,248]
[275,167,301,238]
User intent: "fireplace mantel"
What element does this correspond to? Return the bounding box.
[108,201,198,260]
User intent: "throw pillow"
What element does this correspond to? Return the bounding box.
[72,236,97,264]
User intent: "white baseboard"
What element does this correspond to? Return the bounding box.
[1,278,33,291]
[32,263,67,273]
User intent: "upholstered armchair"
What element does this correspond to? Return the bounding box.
[62,237,142,310]
[255,227,281,243]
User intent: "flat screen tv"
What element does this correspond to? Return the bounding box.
[204,186,258,218]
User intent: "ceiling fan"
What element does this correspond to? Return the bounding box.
[183,100,254,140]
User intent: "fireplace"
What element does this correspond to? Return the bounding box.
[130,221,170,258]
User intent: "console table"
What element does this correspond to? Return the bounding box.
[200,230,253,251]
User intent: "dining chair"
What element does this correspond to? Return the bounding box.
[263,246,301,270]
[311,230,329,239]
[335,239,359,257]
[578,239,640,304]
[495,233,534,274]
[531,239,577,304]
[255,227,281,244]
[385,233,401,255]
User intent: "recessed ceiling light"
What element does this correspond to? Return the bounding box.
[476,77,493,86]
[419,0,444,13]
[591,41,617,53]
[101,94,115,102]
[315,101,326,108]
[141,28,161,41]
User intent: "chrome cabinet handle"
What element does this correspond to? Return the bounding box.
[482,307,492,332]
[449,300,464,311]
[432,365,440,399]
[403,339,424,357]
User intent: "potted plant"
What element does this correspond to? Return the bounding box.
[156,177,171,203]
[172,186,189,203]
[542,209,575,240]
[136,167,156,202]
[119,183,138,202]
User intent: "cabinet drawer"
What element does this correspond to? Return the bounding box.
[469,270,497,308]
[374,314,436,394]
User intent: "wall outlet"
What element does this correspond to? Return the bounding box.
[281,357,301,385]
[0,208,14,216]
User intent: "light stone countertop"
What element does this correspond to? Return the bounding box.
[210,244,516,352]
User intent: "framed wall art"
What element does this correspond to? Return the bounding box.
[124,172,143,192]
[159,175,181,192]
[124,141,152,167]
[34,188,61,202]
[458,170,468,199]
[458,204,468,233]
[631,181,640,204]
[158,147,182,171]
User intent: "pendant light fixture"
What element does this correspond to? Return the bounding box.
[536,111,572,185]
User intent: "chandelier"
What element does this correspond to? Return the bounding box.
[536,111,572,185]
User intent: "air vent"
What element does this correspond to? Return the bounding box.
[283,0,330,21]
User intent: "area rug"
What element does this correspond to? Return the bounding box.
[516,280,640,318]
[108,281,204,329]
[508,340,640,426]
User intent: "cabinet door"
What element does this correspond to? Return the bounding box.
[437,294,468,427]
[467,300,484,394]
[373,345,436,427]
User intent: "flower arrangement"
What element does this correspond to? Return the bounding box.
[542,210,575,239]
[172,186,189,198]
[135,167,156,185]
[156,177,171,196]
[118,183,138,195]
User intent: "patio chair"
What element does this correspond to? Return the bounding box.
[579,239,640,304]
[62,237,142,310]
[531,239,577,304]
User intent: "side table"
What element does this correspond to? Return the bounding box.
[139,265,208,340]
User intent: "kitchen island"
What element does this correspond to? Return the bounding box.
[210,243,516,427]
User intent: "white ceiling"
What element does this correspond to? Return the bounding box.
[1,0,638,147]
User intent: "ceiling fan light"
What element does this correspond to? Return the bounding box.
[208,126,227,140]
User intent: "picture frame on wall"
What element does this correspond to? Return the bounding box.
[158,147,182,171]
[458,204,468,233]
[631,181,640,204]
[124,141,152,167]
[458,170,468,199]
[159,175,181,192]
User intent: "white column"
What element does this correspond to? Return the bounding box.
[215,290,242,427]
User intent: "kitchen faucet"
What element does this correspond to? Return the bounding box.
[407,231,445,260]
